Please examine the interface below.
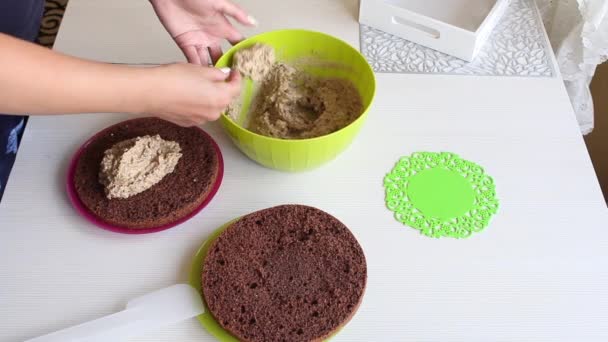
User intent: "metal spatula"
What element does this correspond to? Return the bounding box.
[27,284,204,342]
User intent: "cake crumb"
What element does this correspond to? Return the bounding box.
[232,43,275,82]
[231,44,363,139]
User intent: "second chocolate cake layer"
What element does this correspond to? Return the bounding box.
[202,205,367,342]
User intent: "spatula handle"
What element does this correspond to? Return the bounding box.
[26,308,145,342]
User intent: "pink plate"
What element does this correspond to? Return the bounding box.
[66,119,224,234]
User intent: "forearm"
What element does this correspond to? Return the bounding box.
[0,33,151,116]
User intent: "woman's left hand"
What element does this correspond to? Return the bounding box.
[150,0,256,65]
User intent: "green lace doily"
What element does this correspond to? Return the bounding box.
[384,152,499,238]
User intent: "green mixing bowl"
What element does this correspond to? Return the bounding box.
[215,29,376,172]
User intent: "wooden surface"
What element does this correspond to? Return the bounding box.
[586,62,608,203]
[37,0,69,48]
[1,0,608,341]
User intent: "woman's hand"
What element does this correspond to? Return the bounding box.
[145,64,242,127]
[150,0,256,65]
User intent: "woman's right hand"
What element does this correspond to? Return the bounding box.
[145,63,241,127]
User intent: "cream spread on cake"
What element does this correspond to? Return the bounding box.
[99,135,182,199]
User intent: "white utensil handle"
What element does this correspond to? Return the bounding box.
[26,284,205,342]
[27,308,146,342]
[360,0,446,44]
[386,7,443,42]
[391,15,441,39]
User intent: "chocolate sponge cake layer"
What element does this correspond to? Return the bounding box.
[202,205,367,342]
[72,118,220,229]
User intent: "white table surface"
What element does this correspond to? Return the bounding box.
[2,1,608,341]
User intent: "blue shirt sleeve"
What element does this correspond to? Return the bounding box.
[0,0,44,200]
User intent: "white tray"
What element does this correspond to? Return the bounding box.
[359,0,511,61]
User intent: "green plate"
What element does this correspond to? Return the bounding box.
[189,220,239,342]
